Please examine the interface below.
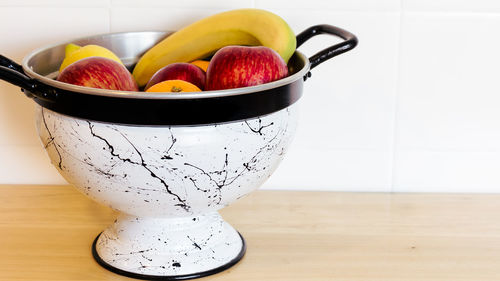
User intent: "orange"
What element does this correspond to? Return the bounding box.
[145,80,202,93]
[190,60,210,72]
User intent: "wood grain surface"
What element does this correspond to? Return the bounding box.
[1,185,500,280]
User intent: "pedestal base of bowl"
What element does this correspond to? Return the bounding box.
[92,212,246,280]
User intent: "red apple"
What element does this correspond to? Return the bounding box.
[57,57,138,91]
[206,46,288,91]
[145,62,206,91]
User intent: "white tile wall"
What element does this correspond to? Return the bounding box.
[110,8,230,33]
[394,11,500,192]
[0,0,499,193]
[403,0,500,13]
[110,0,252,9]
[0,0,109,7]
[255,0,400,11]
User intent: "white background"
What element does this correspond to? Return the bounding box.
[1,0,499,193]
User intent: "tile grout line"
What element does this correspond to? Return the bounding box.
[389,3,405,193]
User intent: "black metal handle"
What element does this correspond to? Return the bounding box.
[0,65,36,90]
[0,54,25,74]
[0,55,58,101]
[296,24,358,75]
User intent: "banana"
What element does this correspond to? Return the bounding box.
[133,8,296,87]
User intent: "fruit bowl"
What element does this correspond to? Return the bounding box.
[0,25,357,279]
[37,100,296,278]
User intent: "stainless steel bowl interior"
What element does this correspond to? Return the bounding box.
[21,31,310,100]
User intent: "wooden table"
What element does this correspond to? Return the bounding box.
[2,185,500,280]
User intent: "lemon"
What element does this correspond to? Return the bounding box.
[59,44,123,73]
[64,43,81,57]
